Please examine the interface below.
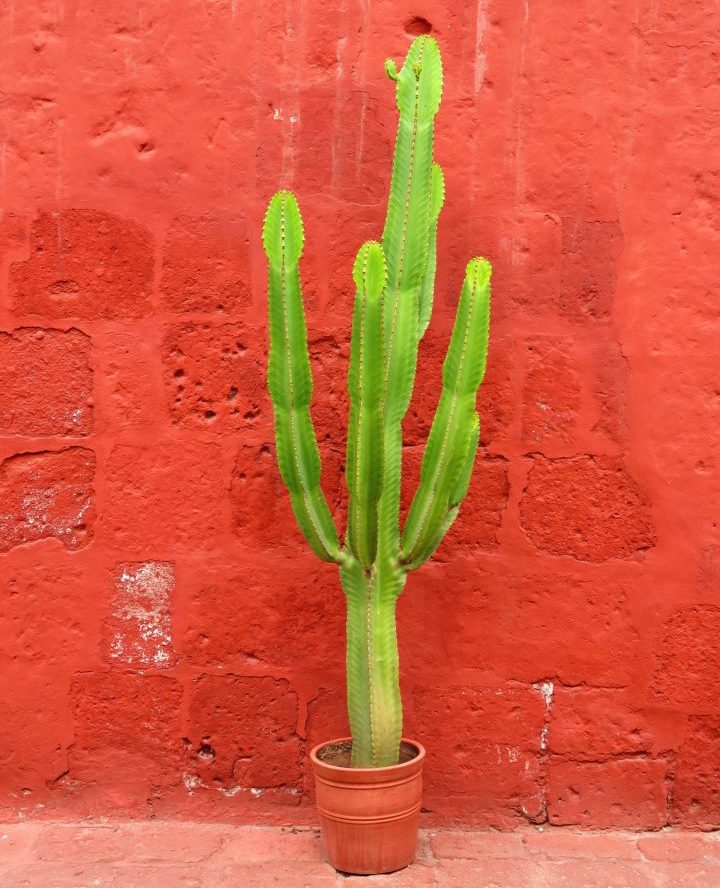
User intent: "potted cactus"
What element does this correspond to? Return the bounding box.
[262,35,491,874]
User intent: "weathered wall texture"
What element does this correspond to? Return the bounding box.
[0,0,718,829]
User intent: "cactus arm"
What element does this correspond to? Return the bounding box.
[382,36,441,291]
[450,411,480,507]
[382,35,442,364]
[377,36,443,564]
[401,413,479,572]
[345,242,387,568]
[400,258,491,569]
[263,191,341,563]
[418,163,445,339]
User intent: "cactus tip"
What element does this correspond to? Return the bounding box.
[384,58,398,81]
[352,240,387,294]
[467,257,492,288]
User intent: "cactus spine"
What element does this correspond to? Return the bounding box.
[263,36,491,767]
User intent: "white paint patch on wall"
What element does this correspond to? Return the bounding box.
[182,773,206,795]
[108,561,176,669]
[533,680,554,751]
[19,481,92,548]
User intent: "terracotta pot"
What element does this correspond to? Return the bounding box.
[310,737,425,875]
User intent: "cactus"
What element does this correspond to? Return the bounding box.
[262,35,491,768]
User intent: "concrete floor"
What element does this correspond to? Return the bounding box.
[1,822,719,886]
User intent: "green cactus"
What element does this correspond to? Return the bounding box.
[262,35,491,768]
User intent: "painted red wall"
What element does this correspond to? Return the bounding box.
[1,0,718,830]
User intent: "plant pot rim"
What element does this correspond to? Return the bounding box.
[310,737,425,775]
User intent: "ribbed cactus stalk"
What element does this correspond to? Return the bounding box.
[262,35,491,768]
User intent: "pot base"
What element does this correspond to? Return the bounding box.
[310,737,425,875]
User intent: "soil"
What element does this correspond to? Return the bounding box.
[316,740,419,769]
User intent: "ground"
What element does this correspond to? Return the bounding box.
[1,823,719,887]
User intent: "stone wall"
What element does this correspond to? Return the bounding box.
[1,0,718,828]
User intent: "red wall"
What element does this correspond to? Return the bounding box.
[1,0,718,829]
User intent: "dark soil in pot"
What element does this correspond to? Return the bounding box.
[316,740,420,768]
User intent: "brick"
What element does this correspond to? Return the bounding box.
[34,826,126,864]
[430,830,526,860]
[160,214,251,314]
[10,210,154,319]
[637,834,720,863]
[162,323,264,431]
[0,553,93,793]
[442,857,654,888]
[230,443,296,548]
[6,833,62,884]
[591,338,628,444]
[102,562,176,670]
[652,607,720,713]
[436,858,543,888]
[0,448,95,552]
[547,759,669,829]
[548,688,654,760]
[208,861,337,887]
[111,867,208,888]
[0,662,74,797]
[295,86,391,204]
[518,3,637,221]
[541,859,653,888]
[522,830,641,860]
[0,825,42,865]
[648,863,720,888]
[94,332,165,432]
[671,716,720,828]
[31,823,228,867]
[508,211,563,314]
[477,335,516,446]
[179,555,344,671]
[409,685,545,826]
[4,863,117,888]
[519,455,656,561]
[643,863,720,888]
[100,440,224,551]
[402,560,638,687]
[219,828,322,863]
[0,552,89,666]
[69,673,183,787]
[0,213,27,256]
[522,337,580,448]
[0,328,93,437]
[559,219,623,320]
[450,453,509,550]
[186,675,301,789]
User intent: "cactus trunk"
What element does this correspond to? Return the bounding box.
[342,558,405,767]
[263,35,492,769]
